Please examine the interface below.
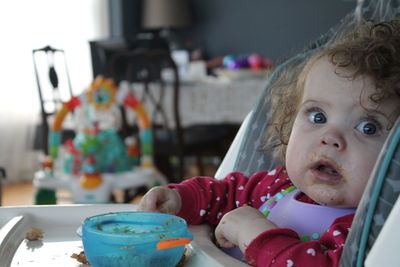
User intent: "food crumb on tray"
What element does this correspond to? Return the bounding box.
[25,227,44,241]
[71,251,90,264]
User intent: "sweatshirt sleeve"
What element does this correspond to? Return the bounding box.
[168,166,290,225]
[244,214,354,267]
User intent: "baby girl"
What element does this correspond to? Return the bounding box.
[138,19,400,266]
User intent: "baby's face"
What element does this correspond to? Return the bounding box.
[285,58,398,208]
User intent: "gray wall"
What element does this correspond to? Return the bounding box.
[109,0,356,60]
[184,0,356,60]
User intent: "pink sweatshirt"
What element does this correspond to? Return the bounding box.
[169,166,354,267]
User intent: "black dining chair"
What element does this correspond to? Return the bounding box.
[108,48,239,183]
[32,45,75,155]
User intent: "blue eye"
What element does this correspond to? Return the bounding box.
[356,121,377,135]
[308,111,327,124]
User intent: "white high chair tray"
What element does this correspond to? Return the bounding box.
[0,204,248,267]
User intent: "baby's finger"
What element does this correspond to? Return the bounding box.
[157,202,174,214]
[137,194,158,212]
[215,231,235,248]
[214,225,235,248]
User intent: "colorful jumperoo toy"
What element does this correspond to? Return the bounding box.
[34,76,167,204]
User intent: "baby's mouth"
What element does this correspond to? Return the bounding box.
[310,160,342,183]
[315,164,339,175]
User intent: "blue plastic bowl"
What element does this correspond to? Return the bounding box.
[81,212,193,267]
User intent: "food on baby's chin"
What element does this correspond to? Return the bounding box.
[71,251,90,264]
[25,227,44,241]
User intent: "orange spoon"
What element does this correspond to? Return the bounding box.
[157,237,192,250]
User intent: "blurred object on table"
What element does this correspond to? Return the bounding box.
[208,53,273,81]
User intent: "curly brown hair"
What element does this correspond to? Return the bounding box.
[267,19,400,163]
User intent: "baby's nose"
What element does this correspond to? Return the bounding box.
[320,130,346,151]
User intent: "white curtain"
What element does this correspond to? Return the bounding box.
[0,0,109,183]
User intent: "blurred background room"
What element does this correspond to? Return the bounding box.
[0,0,355,206]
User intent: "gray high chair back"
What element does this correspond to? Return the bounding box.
[215,1,400,266]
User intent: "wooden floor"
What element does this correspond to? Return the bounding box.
[1,182,74,206]
[1,182,143,206]
[2,182,34,206]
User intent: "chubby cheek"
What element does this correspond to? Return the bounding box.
[346,151,380,203]
[285,133,309,187]
[348,186,365,207]
[285,143,296,179]
[346,167,373,207]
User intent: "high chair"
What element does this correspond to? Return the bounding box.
[1,1,399,266]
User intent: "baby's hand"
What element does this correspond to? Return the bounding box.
[137,186,182,214]
[215,206,277,252]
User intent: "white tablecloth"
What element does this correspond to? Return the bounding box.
[123,78,266,127]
